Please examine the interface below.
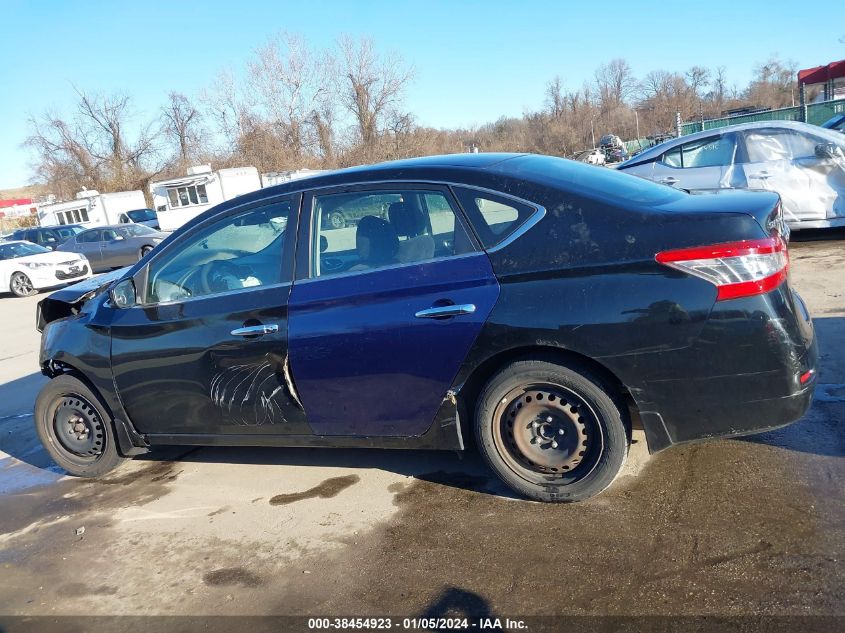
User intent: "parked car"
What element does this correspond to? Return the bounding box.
[56,224,166,273]
[617,120,845,230]
[117,208,160,230]
[10,225,87,250]
[599,134,629,163]
[821,113,845,133]
[1,240,91,297]
[34,153,816,502]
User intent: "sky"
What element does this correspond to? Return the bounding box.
[0,0,842,190]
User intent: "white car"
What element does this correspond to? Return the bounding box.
[617,120,845,230]
[0,241,92,298]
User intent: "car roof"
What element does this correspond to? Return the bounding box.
[619,120,839,168]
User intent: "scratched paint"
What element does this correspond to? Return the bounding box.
[209,356,289,426]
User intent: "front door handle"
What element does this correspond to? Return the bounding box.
[230,324,279,337]
[658,176,679,185]
[415,304,476,319]
[752,171,771,179]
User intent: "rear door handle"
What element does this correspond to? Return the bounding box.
[752,171,771,179]
[658,176,679,185]
[415,304,476,319]
[231,324,279,337]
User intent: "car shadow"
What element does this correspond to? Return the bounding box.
[789,226,845,242]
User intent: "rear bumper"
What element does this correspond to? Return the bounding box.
[623,285,818,452]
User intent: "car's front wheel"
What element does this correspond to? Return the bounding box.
[475,357,628,502]
[34,374,127,477]
[139,245,154,259]
[10,271,37,297]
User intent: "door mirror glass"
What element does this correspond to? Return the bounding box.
[113,235,125,241]
[110,279,137,309]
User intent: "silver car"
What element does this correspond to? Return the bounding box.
[617,120,845,230]
[56,224,166,272]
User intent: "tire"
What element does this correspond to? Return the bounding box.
[10,271,37,297]
[34,374,127,477]
[139,245,154,259]
[474,357,628,502]
[329,211,346,230]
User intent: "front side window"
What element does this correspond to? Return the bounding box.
[743,129,821,163]
[312,189,473,278]
[146,202,290,303]
[451,188,537,249]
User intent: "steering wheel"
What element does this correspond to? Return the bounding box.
[200,259,247,295]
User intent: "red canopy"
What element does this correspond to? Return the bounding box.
[798,60,845,85]
[0,198,32,208]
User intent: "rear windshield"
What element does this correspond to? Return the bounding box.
[497,154,686,206]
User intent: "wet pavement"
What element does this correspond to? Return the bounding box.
[0,230,843,622]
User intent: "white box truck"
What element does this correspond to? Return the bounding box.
[38,190,148,228]
[150,165,262,232]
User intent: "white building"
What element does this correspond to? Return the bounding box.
[150,165,262,232]
[38,189,147,228]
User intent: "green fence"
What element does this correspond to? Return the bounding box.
[680,99,845,135]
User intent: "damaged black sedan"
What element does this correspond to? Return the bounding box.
[34,154,817,502]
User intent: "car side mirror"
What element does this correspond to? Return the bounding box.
[815,142,841,159]
[110,279,137,309]
[113,235,125,241]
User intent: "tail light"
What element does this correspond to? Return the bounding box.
[656,237,788,301]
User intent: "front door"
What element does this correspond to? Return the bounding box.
[288,185,500,437]
[109,195,310,437]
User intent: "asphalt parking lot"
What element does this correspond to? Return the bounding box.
[0,230,843,620]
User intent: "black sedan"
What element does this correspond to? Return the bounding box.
[33,154,817,502]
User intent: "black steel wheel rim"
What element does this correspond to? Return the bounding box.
[50,394,105,460]
[492,382,605,485]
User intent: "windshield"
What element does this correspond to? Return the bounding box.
[127,208,156,222]
[117,224,158,237]
[0,242,51,260]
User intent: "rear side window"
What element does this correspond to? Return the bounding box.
[78,231,100,243]
[452,187,536,249]
[743,129,819,162]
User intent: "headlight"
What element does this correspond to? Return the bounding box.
[22,262,51,269]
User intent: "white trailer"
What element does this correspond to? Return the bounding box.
[260,169,325,188]
[150,165,262,232]
[38,190,147,228]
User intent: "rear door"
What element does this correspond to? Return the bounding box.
[288,184,500,437]
[74,230,104,269]
[651,133,739,190]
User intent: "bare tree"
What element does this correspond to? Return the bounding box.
[595,59,637,109]
[545,76,566,118]
[336,35,414,149]
[161,91,203,165]
[26,89,160,197]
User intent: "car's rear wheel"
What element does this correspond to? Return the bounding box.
[10,272,36,297]
[34,374,126,477]
[475,358,628,502]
